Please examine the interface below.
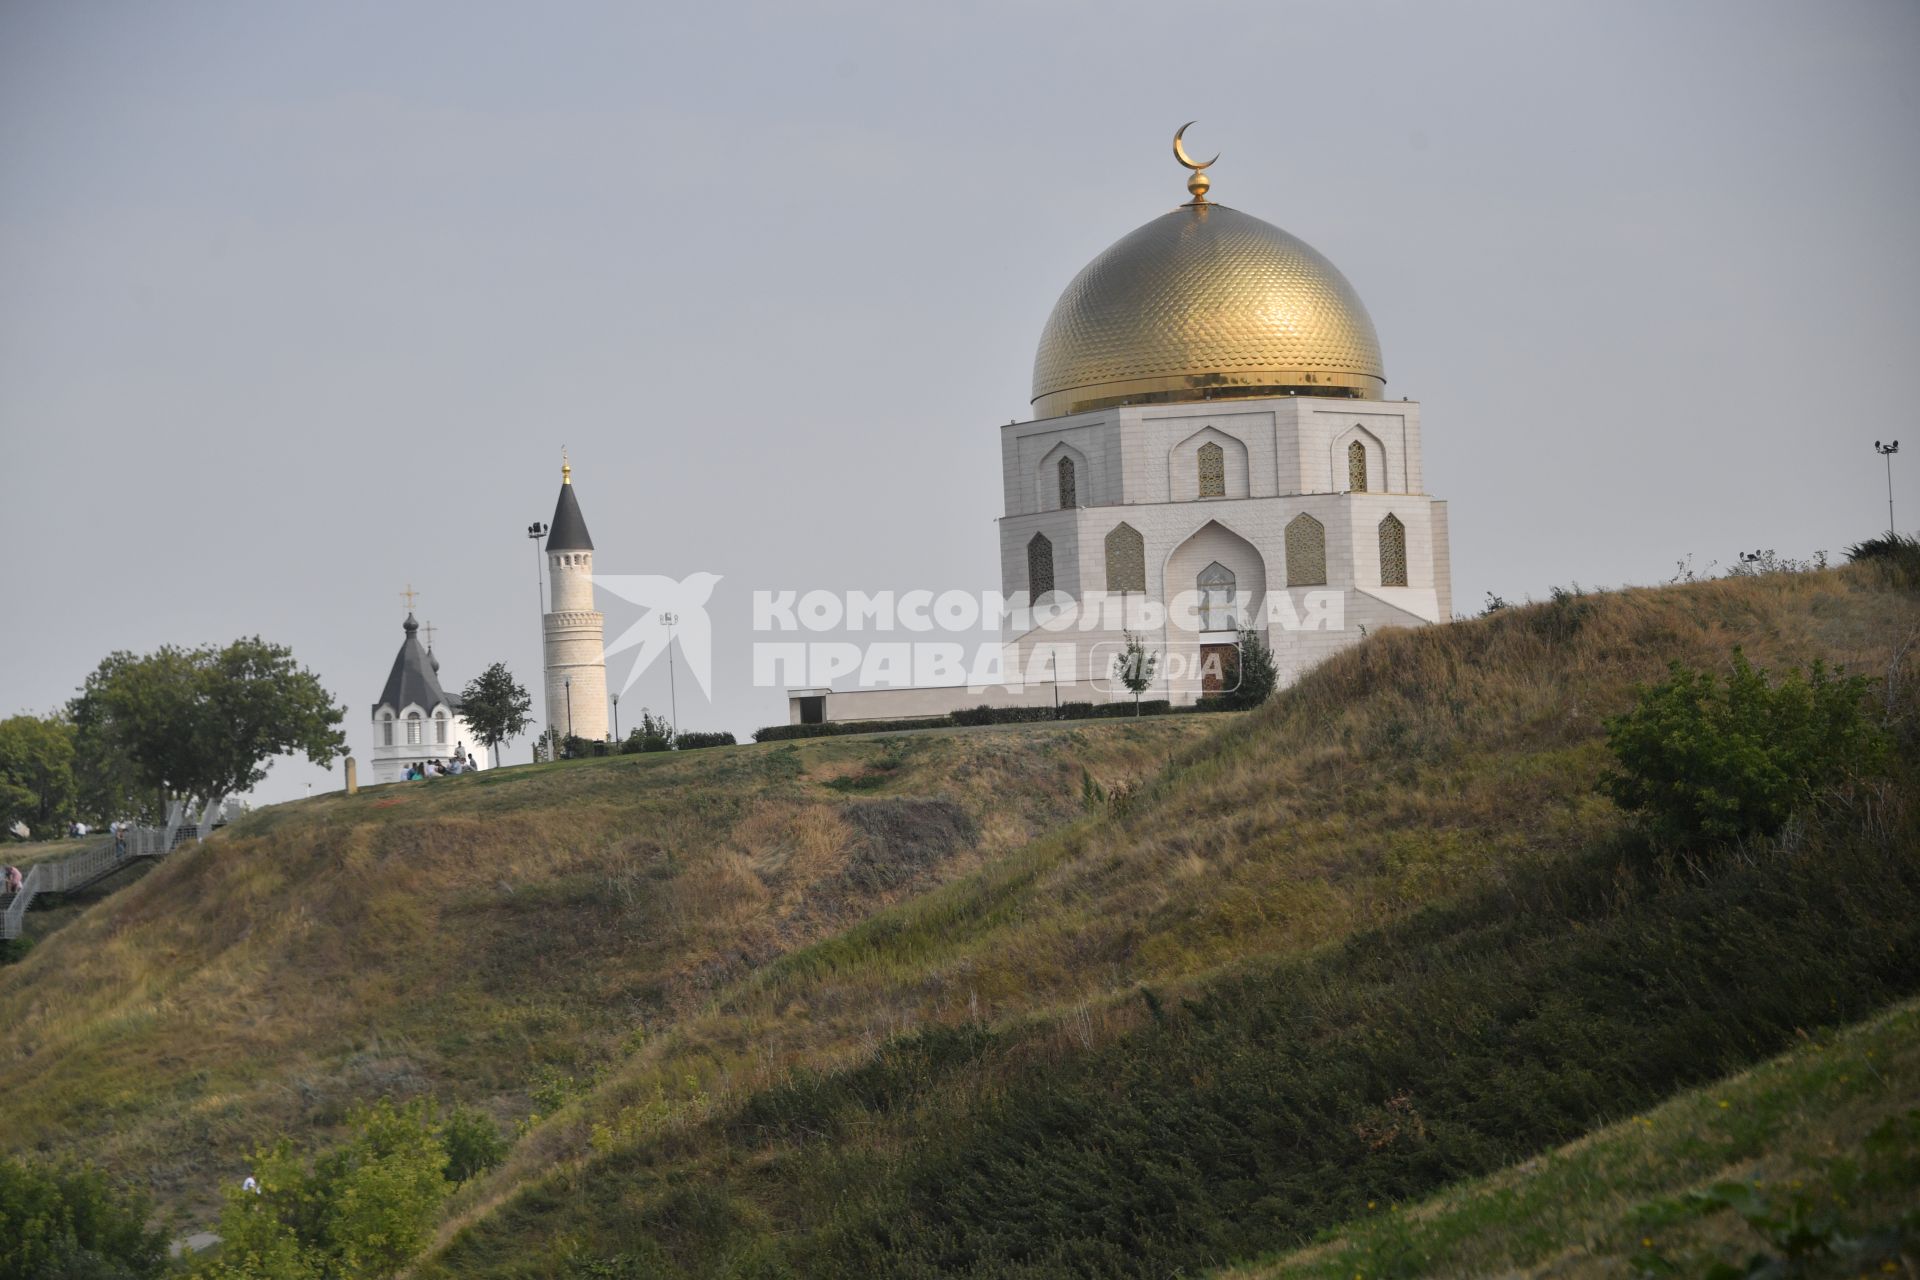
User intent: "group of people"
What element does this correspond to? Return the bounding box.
[403,746,477,781]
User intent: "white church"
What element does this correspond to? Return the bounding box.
[790,131,1452,725]
[368,613,491,782]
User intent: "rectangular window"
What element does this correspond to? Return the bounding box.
[407,719,422,745]
[383,722,393,746]
[436,719,448,744]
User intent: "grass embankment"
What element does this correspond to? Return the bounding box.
[1225,997,1920,1279]
[0,717,1212,1223]
[420,563,1919,1277]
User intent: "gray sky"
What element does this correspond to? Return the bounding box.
[3,1,1916,805]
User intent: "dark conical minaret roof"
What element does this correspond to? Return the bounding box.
[547,484,593,551]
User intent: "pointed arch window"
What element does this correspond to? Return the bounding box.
[1058,457,1077,508]
[1198,442,1226,498]
[1198,561,1238,631]
[1105,522,1145,593]
[1379,514,1407,587]
[1286,513,1327,587]
[1348,439,1369,492]
[406,712,423,746]
[1027,533,1055,605]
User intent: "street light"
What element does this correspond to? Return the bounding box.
[660,611,680,738]
[611,691,620,743]
[1876,440,1900,538]
[528,520,548,755]
[564,675,573,756]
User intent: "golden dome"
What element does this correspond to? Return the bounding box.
[1031,201,1385,418]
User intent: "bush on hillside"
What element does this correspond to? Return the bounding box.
[439,1104,509,1184]
[673,731,736,750]
[618,711,674,754]
[1601,650,1887,850]
[1216,628,1279,710]
[193,1099,452,1280]
[0,1155,169,1279]
[1847,532,1920,588]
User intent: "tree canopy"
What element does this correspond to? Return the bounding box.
[70,638,347,807]
[457,663,532,766]
[0,714,76,839]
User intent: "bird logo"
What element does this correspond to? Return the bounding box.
[595,572,724,699]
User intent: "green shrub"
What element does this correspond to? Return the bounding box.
[1601,650,1887,850]
[1847,532,1920,588]
[674,731,736,750]
[0,1156,169,1279]
[1216,628,1278,710]
[619,711,675,754]
[439,1104,510,1184]
[194,1099,452,1280]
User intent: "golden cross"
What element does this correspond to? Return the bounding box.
[400,583,419,610]
[420,620,437,649]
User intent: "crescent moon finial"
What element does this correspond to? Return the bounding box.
[1172,122,1219,205]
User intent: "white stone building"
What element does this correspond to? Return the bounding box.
[541,458,610,744]
[791,137,1451,725]
[370,614,490,782]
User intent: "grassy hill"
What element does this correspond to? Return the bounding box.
[0,716,1215,1222]
[1222,995,1920,1279]
[4,559,1916,1277]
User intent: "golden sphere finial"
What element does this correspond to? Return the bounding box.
[1173,121,1218,205]
[562,445,571,484]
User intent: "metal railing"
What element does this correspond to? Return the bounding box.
[1,800,217,940]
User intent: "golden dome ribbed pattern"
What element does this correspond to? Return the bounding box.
[1032,203,1385,418]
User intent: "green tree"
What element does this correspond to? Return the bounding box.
[1602,650,1888,850]
[457,663,533,768]
[436,1104,508,1184]
[70,639,346,815]
[0,1155,169,1279]
[620,708,675,753]
[0,714,76,838]
[1111,631,1159,715]
[194,1100,453,1280]
[1221,627,1279,710]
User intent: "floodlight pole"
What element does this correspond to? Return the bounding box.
[528,519,549,755]
[1876,440,1900,537]
[660,612,680,738]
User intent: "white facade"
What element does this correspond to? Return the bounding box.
[369,614,492,782]
[995,395,1451,703]
[793,394,1452,724]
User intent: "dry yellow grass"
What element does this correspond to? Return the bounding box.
[0,717,1211,1224]
[420,563,1920,1271]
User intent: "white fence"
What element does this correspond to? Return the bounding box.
[1,798,228,940]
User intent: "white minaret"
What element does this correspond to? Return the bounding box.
[542,454,610,744]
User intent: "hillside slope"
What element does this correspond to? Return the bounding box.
[416,564,1919,1276]
[1223,995,1920,1279]
[0,716,1214,1221]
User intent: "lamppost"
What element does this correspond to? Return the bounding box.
[660,611,680,738]
[564,675,573,757]
[611,692,620,743]
[1876,440,1900,537]
[527,520,548,756]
